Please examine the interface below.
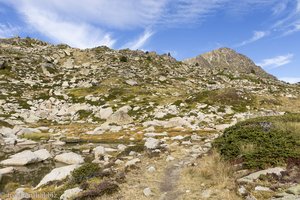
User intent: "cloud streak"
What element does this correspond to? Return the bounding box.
[122,29,154,50]
[0,0,297,48]
[257,54,294,69]
[0,23,20,38]
[236,31,269,47]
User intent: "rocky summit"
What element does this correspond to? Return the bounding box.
[0,37,300,200]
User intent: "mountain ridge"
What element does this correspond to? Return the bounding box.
[183,47,276,80]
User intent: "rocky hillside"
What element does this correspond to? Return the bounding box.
[0,37,300,200]
[184,47,276,80]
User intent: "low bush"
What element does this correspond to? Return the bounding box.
[71,163,101,184]
[214,113,300,169]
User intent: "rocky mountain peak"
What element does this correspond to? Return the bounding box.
[184,47,275,80]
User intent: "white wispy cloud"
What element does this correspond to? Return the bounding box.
[257,54,294,69]
[272,1,288,15]
[0,0,293,48]
[236,31,269,47]
[122,29,154,50]
[23,8,115,48]
[280,77,300,83]
[272,0,300,36]
[0,23,20,38]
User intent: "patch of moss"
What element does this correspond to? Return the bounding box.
[0,120,13,128]
[76,110,93,120]
[21,132,51,141]
[214,113,300,169]
[18,100,31,109]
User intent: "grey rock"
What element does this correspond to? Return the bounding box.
[60,187,82,200]
[35,165,80,189]
[125,158,141,167]
[13,188,32,200]
[144,137,160,149]
[107,110,133,125]
[54,152,84,164]
[238,167,285,183]
[143,187,152,197]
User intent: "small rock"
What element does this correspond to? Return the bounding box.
[98,107,113,119]
[13,188,31,200]
[126,80,138,86]
[34,149,52,161]
[171,135,184,140]
[54,152,84,165]
[115,159,124,165]
[166,155,175,162]
[238,167,285,183]
[107,110,133,125]
[117,144,127,151]
[286,184,300,195]
[125,158,141,168]
[147,166,156,172]
[143,187,152,197]
[255,186,271,191]
[60,187,82,200]
[94,146,106,159]
[0,167,15,175]
[144,137,160,149]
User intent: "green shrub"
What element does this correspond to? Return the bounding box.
[119,56,128,62]
[76,110,93,120]
[185,88,253,112]
[214,113,300,169]
[71,163,101,184]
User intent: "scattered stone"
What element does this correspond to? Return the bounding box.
[286,184,300,195]
[125,80,138,86]
[35,165,80,189]
[143,187,152,197]
[147,166,156,172]
[166,155,175,162]
[171,135,184,140]
[1,167,13,175]
[144,137,160,149]
[117,144,127,151]
[94,146,106,159]
[255,186,271,191]
[115,159,124,165]
[60,187,82,200]
[125,158,141,168]
[238,167,285,183]
[13,188,32,200]
[34,149,52,161]
[107,110,133,125]
[98,107,113,119]
[54,152,84,164]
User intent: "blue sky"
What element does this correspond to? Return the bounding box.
[0,0,300,83]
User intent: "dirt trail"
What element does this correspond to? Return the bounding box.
[159,153,197,200]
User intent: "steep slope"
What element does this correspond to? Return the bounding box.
[184,47,276,80]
